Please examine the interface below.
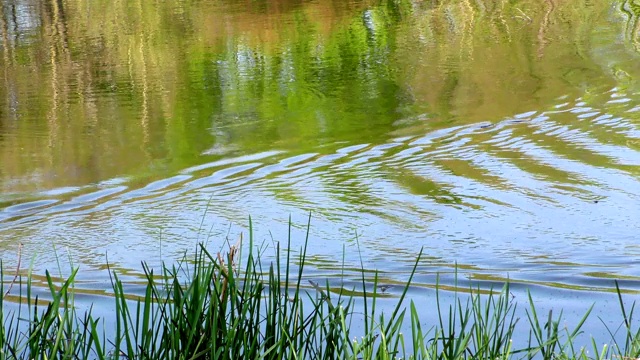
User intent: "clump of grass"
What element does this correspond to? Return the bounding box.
[0,220,639,359]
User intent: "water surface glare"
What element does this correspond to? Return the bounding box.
[1,0,640,324]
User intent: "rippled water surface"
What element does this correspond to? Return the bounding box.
[1,0,640,313]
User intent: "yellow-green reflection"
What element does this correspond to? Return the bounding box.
[1,0,638,194]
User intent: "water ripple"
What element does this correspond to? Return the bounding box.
[1,93,640,296]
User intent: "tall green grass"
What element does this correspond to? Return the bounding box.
[0,221,639,359]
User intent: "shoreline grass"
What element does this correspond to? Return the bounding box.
[1,222,639,359]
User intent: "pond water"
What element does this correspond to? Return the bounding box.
[1,0,640,330]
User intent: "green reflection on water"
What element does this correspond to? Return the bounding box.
[1,0,638,195]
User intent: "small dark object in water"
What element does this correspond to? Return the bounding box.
[378,285,392,293]
[593,200,599,203]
